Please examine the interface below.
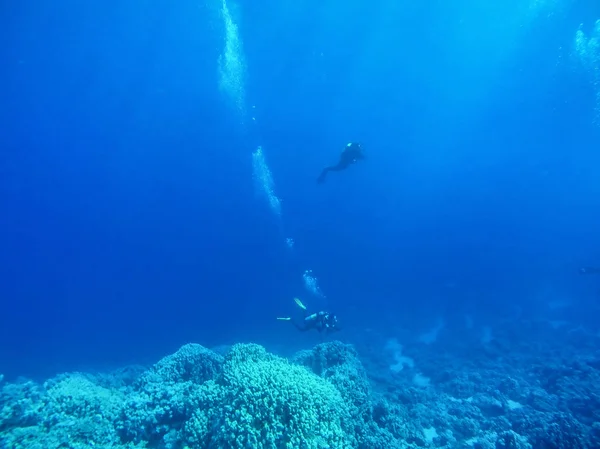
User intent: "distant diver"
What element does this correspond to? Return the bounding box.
[277,298,341,333]
[317,142,365,184]
[579,267,600,275]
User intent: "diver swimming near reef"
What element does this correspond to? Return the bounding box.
[317,142,365,184]
[277,298,341,333]
[579,267,600,275]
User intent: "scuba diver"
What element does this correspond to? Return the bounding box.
[317,142,365,184]
[579,267,600,275]
[277,298,341,333]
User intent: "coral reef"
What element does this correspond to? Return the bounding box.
[0,342,401,449]
[2,329,600,448]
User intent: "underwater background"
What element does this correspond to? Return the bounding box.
[1,0,600,447]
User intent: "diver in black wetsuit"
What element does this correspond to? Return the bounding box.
[277,298,341,334]
[317,142,365,184]
[579,267,600,275]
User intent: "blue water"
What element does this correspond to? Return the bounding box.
[1,0,600,381]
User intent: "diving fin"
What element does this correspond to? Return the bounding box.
[294,297,307,310]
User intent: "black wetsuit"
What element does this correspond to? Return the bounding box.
[317,142,364,183]
[291,311,340,333]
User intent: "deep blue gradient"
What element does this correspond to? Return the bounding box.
[1,0,599,379]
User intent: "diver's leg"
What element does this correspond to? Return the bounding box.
[317,163,346,183]
[317,167,331,183]
[278,317,309,331]
[327,162,346,172]
[291,321,310,332]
